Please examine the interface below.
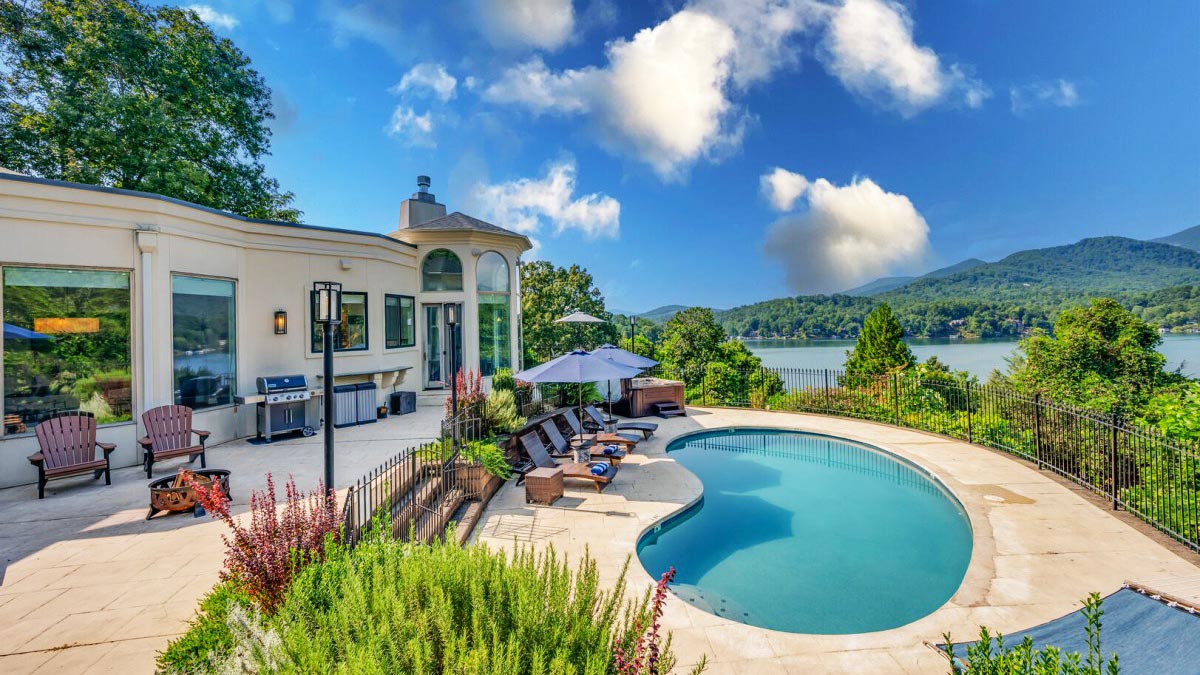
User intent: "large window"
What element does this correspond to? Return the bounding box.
[3,267,132,431]
[422,249,463,291]
[173,276,236,409]
[384,294,415,349]
[310,291,368,352]
[477,252,510,376]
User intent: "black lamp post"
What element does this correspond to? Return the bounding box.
[313,281,342,490]
[445,304,460,448]
[629,315,637,356]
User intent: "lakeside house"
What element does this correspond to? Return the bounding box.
[0,172,530,488]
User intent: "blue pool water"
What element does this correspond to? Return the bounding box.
[637,428,973,634]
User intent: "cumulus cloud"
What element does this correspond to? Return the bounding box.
[393,63,457,102]
[473,160,620,239]
[1010,79,1081,115]
[186,5,238,30]
[475,0,576,50]
[761,167,811,211]
[820,0,988,115]
[484,10,743,180]
[483,0,986,178]
[385,106,435,147]
[762,171,931,293]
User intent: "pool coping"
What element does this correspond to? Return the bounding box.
[473,408,1200,673]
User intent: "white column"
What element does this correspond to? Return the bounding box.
[136,230,159,413]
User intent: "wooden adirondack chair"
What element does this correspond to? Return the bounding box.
[139,405,209,478]
[28,412,115,499]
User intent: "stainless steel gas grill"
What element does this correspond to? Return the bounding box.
[234,375,321,442]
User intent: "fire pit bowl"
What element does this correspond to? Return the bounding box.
[147,469,231,520]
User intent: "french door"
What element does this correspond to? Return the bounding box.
[423,303,462,389]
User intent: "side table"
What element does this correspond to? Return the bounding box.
[525,466,564,505]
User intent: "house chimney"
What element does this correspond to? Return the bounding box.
[398,174,446,228]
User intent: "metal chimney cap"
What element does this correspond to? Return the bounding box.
[417,175,431,190]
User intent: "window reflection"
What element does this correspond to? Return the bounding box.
[173,276,236,409]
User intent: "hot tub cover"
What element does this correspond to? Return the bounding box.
[937,587,1200,675]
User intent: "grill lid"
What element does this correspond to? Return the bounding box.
[256,375,308,394]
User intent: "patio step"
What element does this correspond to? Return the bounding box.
[654,402,685,418]
[417,391,449,407]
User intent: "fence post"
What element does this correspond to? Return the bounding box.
[823,369,831,409]
[1034,393,1043,469]
[1110,413,1120,511]
[701,366,707,405]
[965,380,973,444]
[892,373,900,426]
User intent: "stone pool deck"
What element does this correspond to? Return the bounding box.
[0,406,444,674]
[472,407,1200,674]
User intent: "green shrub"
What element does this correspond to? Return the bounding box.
[157,581,250,673]
[465,439,513,480]
[487,388,526,434]
[184,533,705,674]
[943,593,1118,674]
[492,368,516,392]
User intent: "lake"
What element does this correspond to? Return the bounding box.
[745,334,1200,379]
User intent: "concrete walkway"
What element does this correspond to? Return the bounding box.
[472,408,1200,675]
[0,406,443,674]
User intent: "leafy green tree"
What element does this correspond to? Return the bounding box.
[659,307,727,377]
[1138,382,1200,442]
[0,0,300,221]
[845,303,915,376]
[1011,298,1169,415]
[519,261,618,364]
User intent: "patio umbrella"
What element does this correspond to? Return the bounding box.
[515,350,641,438]
[554,311,606,353]
[3,323,50,340]
[589,344,659,411]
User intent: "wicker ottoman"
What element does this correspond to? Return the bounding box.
[525,467,563,505]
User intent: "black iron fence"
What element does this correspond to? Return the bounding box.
[647,364,1200,552]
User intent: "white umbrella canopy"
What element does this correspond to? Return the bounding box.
[554,311,605,324]
[590,343,658,369]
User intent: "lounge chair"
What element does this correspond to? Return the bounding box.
[583,405,657,439]
[561,409,639,449]
[139,405,209,478]
[519,431,617,492]
[28,412,115,499]
[540,420,626,465]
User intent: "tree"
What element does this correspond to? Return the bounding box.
[659,307,727,377]
[1011,298,1170,415]
[845,303,915,376]
[0,0,300,221]
[519,260,618,364]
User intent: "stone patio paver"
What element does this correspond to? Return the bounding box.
[0,404,444,674]
[472,408,1200,674]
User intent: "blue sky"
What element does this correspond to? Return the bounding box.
[176,0,1200,312]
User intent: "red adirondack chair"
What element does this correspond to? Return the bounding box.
[139,405,209,478]
[28,412,115,499]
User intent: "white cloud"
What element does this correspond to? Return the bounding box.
[186,5,238,30]
[323,1,406,59]
[393,63,457,102]
[475,0,576,50]
[385,106,435,147]
[820,0,988,115]
[1010,79,1081,115]
[762,171,931,293]
[473,160,620,239]
[691,0,823,88]
[484,10,742,180]
[760,167,811,211]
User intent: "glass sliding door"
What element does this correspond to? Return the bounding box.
[423,303,463,389]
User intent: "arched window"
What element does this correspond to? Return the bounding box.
[477,252,511,376]
[476,252,509,292]
[421,249,463,291]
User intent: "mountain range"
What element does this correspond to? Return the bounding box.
[617,226,1200,339]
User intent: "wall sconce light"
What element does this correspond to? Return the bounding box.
[274,310,288,335]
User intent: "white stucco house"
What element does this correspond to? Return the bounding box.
[0,172,530,488]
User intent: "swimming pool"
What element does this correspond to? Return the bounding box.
[637,428,972,634]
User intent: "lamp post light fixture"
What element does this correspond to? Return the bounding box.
[313,281,342,491]
[445,304,460,448]
[273,310,288,335]
[629,315,637,356]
